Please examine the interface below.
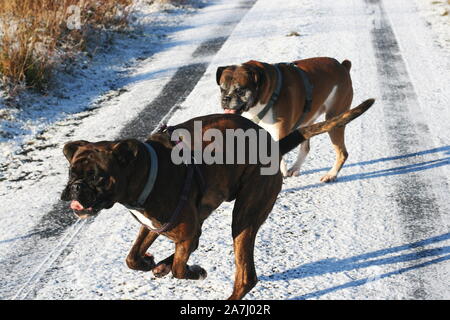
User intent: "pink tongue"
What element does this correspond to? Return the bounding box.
[70,200,92,211]
[224,109,237,114]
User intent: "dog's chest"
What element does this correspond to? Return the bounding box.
[129,209,158,229]
[242,103,280,139]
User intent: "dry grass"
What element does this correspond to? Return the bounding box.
[0,0,132,95]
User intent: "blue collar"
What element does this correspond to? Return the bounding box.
[125,142,158,210]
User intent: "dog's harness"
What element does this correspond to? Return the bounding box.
[126,133,206,234]
[251,62,313,131]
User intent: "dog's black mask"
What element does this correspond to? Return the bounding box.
[61,141,116,218]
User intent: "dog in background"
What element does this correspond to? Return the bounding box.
[216,57,354,182]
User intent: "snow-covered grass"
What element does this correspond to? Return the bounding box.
[0,0,202,181]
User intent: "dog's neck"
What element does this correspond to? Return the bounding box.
[122,141,188,223]
[121,142,151,205]
[252,62,279,106]
[242,64,280,126]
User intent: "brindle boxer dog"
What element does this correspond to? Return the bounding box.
[216,57,354,181]
[60,99,374,300]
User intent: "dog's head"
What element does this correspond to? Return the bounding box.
[216,61,263,115]
[60,139,141,218]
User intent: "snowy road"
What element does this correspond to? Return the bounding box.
[0,0,449,300]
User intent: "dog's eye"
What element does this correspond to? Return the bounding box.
[236,88,246,96]
[95,175,109,185]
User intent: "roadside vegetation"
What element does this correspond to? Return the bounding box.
[0,0,132,96]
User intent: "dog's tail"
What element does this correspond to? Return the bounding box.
[279,98,375,156]
[341,59,352,71]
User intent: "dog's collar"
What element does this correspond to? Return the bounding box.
[125,136,207,234]
[125,142,158,210]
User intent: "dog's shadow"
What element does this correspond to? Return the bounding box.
[283,145,450,193]
[259,233,450,299]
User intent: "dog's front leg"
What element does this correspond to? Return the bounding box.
[171,238,207,280]
[287,139,310,177]
[126,226,158,271]
[152,254,174,278]
[280,158,288,177]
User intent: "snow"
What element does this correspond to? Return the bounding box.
[1,0,449,300]
[415,0,450,54]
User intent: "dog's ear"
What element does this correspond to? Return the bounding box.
[246,64,263,88]
[253,68,263,87]
[63,140,89,162]
[112,139,141,167]
[148,133,174,149]
[216,66,227,85]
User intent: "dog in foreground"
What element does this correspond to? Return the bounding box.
[61,98,374,300]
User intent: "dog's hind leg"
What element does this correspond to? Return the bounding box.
[228,174,282,300]
[126,226,159,271]
[228,224,259,300]
[321,126,348,182]
[321,87,352,182]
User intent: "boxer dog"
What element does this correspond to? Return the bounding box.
[60,99,374,300]
[216,57,354,181]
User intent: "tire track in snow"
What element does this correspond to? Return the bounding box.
[11,220,86,300]
[0,0,257,300]
[366,0,445,298]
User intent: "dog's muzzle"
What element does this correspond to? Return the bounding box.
[223,101,248,114]
[61,181,109,218]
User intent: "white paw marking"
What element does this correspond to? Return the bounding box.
[287,168,300,177]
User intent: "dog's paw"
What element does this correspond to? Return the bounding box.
[286,167,301,177]
[152,263,171,278]
[188,265,207,280]
[126,253,155,271]
[320,173,337,183]
[143,253,156,268]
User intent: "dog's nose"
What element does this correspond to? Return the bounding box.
[222,96,232,103]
